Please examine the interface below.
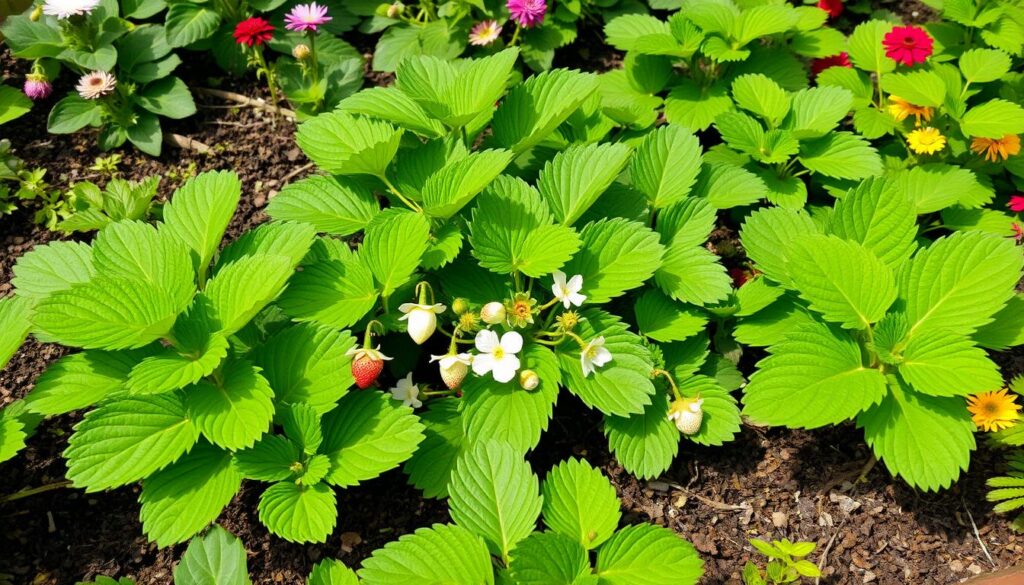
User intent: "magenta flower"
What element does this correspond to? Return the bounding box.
[507,0,546,28]
[23,73,52,100]
[284,2,331,33]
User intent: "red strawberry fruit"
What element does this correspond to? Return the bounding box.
[346,346,392,389]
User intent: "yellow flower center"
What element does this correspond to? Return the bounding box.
[493,347,505,359]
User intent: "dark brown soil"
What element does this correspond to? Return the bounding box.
[1,17,1023,585]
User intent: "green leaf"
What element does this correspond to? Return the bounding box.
[162,170,241,277]
[0,414,26,465]
[47,95,102,134]
[635,289,707,342]
[847,20,896,74]
[595,524,704,585]
[126,332,228,395]
[26,350,142,415]
[296,112,403,176]
[140,442,242,547]
[785,86,853,139]
[630,125,703,209]
[320,390,424,487]
[734,295,817,347]
[604,394,680,480]
[558,310,655,417]
[897,231,1023,336]
[138,76,196,119]
[654,243,731,306]
[266,175,377,237]
[185,360,274,451]
[358,523,494,585]
[214,222,315,269]
[880,71,946,109]
[693,162,767,209]
[742,321,887,428]
[898,330,1002,397]
[11,240,94,299]
[492,69,599,153]
[461,343,560,453]
[676,375,741,446]
[734,4,798,44]
[165,2,220,46]
[233,434,301,482]
[0,296,31,371]
[309,560,360,585]
[538,143,632,226]
[65,392,199,491]
[827,177,917,270]
[403,398,465,498]
[278,256,378,329]
[422,149,513,218]
[790,27,847,58]
[255,324,356,414]
[362,208,430,297]
[605,14,682,55]
[0,84,31,125]
[563,218,664,304]
[337,86,446,138]
[258,481,337,543]
[92,221,194,309]
[958,48,1012,83]
[731,74,790,127]
[798,132,882,180]
[508,532,591,585]
[786,235,895,329]
[974,295,1024,350]
[470,176,580,278]
[448,441,542,561]
[173,525,251,585]
[663,80,733,132]
[204,254,295,335]
[858,382,975,491]
[739,207,820,287]
[961,99,1024,138]
[542,458,621,549]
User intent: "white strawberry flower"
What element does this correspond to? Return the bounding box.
[551,271,586,309]
[472,330,522,383]
[580,336,612,377]
[430,352,472,390]
[398,302,446,345]
[389,373,422,409]
[668,396,704,435]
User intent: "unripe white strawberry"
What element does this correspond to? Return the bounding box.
[668,396,704,435]
[519,369,539,391]
[480,301,506,325]
[430,352,472,390]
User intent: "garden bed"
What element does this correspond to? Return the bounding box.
[1,51,1023,584]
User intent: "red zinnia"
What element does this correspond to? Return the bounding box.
[817,0,843,18]
[1009,195,1024,213]
[811,52,852,77]
[233,17,274,47]
[883,25,933,66]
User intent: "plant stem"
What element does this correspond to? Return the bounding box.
[308,31,321,110]
[651,369,683,400]
[379,174,422,212]
[510,23,522,46]
[0,480,72,503]
[253,48,281,119]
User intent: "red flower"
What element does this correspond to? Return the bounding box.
[882,25,933,66]
[817,0,843,18]
[729,267,751,288]
[1009,195,1024,213]
[810,52,852,77]
[233,17,274,47]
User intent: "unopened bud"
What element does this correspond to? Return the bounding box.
[519,369,539,391]
[30,5,42,20]
[452,298,470,315]
[292,43,311,60]
[386,1,404,18]
[481,301,506,325]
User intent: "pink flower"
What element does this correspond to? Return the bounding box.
[507,0,545,28]
[469,20,502,46]
[284,2,331,33]
[882,25,933,66]
[810,52,851,77]
[23,73,52,100]
[817,0,843,18]
[1008,195,1024,213]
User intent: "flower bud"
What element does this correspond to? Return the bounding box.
[399,302,446,345]
[30,5,42,20]
[668,397,704,435]
[386,1,404,18]
[452,298,470,315]
[480,301,506,325]
[23,73,52,101]
[519,369,539,391]
[292,43,311,60]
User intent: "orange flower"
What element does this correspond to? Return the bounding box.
[967,389,1022,432]
[887,96,933,126]
[970,134,1021,162]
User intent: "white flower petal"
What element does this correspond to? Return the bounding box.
[567,274,584,293]
[568,292,586,307]
[475,329,499,353]
[492,355,520,383]
[398,303,416,313]
[500,331,523,354]
[472,353,495,376]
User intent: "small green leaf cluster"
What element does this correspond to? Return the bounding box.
[2,170,424,546]
[987,448,1024,533]
[738,177,1024,491]
[0,138,51,220]
[54,175,160,233]
[742,538,821,585]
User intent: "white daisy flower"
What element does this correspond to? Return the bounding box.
[76,70,116,99]
[43,0,100,18]
[472,329,522,383]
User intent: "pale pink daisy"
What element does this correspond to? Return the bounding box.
[469,20,502,46]
[507,0,546,28]
[42,0,99,19]
[76,71,116,99]
[284,2,331,33]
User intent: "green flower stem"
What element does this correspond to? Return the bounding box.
[0,480,73,503]
[307,31,321,110]
[253,47,281,118]
[510,23,522,46]
[415,281,435,305]
[651,369,683,401]
[363,320,385,349]
[379,173,422,212]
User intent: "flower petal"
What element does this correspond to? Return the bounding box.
[500,331,523,354]
[475,329,499,353]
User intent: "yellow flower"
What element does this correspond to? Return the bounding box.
[887,96,933,126]
[967,389,1022,432]
[970,134,1021,162]
[906,127,946,155]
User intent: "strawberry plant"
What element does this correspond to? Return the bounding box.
[2,170,425,545]
[266,49,749,493]
[738,176,1024,490]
